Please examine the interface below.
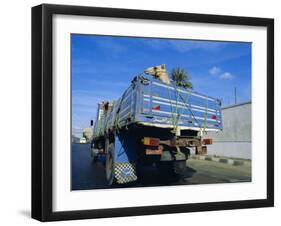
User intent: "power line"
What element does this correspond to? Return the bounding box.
[234,86,237,104]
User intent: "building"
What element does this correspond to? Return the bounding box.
[83,127,93,141]
[71,135,80,143]
[203,101,251,159]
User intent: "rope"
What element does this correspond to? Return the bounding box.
[167,85,181,134]
[113,101,123,134]
[203,97,208,133]
[98,113,104,137]
[166,83,192,134]
[113,87,130,133]
[178,92,203,133]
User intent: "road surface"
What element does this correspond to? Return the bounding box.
[71,143,251,190]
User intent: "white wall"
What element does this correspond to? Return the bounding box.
[207,142,251,159]
[205,102,252,159]
[211,102,252,142]
[0,0,279,226]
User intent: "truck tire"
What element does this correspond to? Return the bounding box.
[105,138,115,185]
[91,149,98,162]
[173,160,186,178]
[157,160,186,182]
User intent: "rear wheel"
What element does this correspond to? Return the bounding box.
[173,160,186,177]
[105,137,115,185]
[157,160,186,182]
[91,148,99,162]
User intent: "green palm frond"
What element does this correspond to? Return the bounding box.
[171,67,193,89]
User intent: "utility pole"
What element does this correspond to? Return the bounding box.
[234,86,237,104]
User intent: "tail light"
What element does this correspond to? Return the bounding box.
[211,115,217,120]
[202,138,213,145]
[143,137,160,146]
[152,105,160,110]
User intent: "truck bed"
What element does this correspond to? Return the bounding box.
[93,75,222,138]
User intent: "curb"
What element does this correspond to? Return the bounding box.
[190,155,251,167]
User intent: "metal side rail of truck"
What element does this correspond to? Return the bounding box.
[91,74,222,185]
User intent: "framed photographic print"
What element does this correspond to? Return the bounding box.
[32,4,274,221]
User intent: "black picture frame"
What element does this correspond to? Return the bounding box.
[32,4,274,222]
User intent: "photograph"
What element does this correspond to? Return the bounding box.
[30,3,274,221]
[71,34,252,190]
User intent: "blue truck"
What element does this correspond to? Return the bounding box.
[91,73,222,185]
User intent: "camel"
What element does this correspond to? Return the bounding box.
[144,64,171,84]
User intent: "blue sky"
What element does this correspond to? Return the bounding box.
[72,34,251,136]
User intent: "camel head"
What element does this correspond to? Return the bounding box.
[144,64,170,84]
[144,64,166,75]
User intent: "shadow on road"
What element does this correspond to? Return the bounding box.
[185,165,197,178]
[72,143,251,190]
[133,163,197,187]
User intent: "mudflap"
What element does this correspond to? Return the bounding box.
[114,162,137,184]
[112,129,139,184]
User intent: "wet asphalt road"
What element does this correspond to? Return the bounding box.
[71,143,251,190]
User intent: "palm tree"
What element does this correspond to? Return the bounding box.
[171,67,193,89]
